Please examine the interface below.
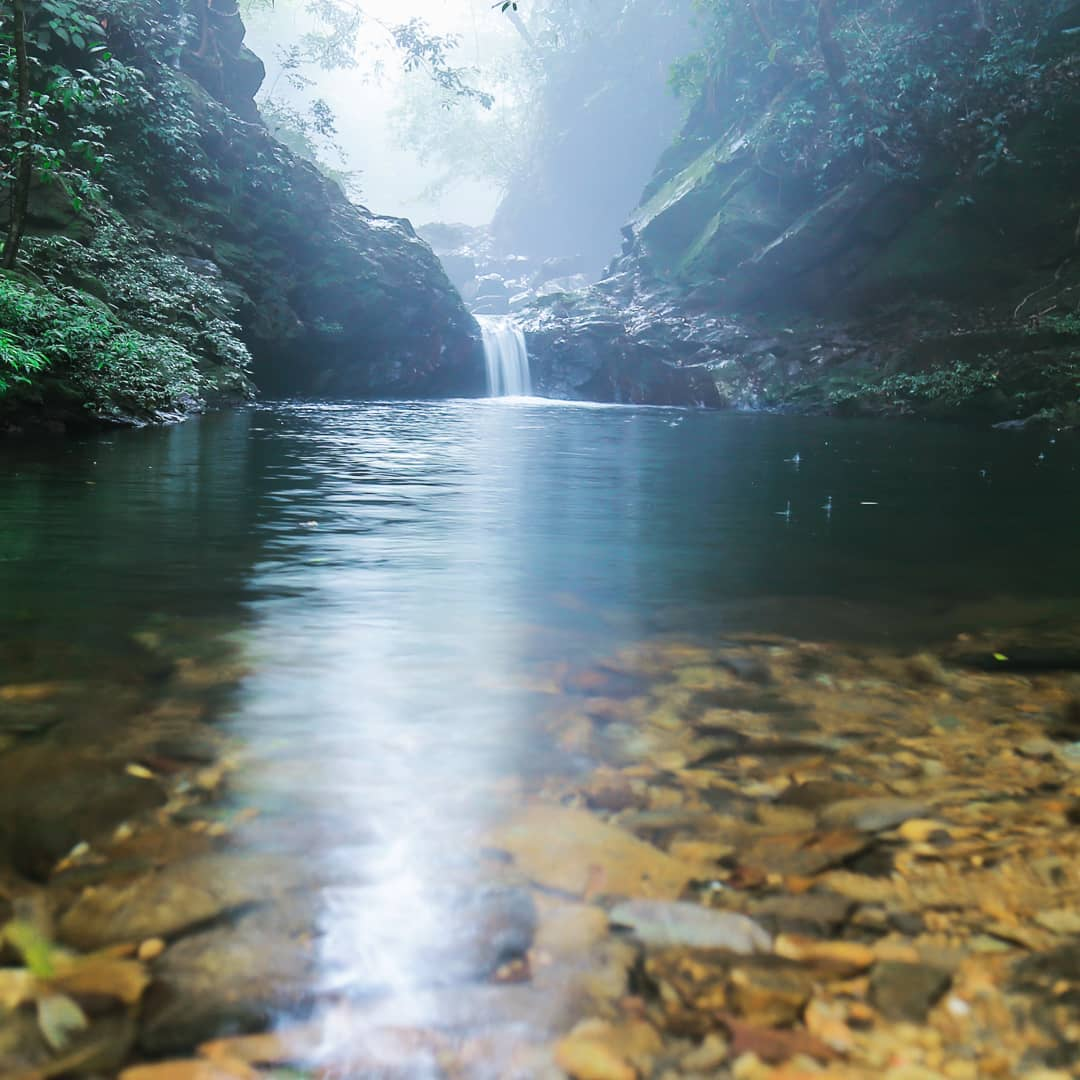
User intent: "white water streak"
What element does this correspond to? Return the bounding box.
[477,316,532,397]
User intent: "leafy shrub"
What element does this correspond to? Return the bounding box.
[672,0,1077,192]
[1030,312,1080,337]
[825,361,1001,412]
[26,214,252,374]
[0,325,49,393]
[0,211,251,420]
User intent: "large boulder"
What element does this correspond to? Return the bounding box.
[519,286,724,407]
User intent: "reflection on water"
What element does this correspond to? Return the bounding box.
[0,400,1079,1071]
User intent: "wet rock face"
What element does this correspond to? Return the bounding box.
[620,81,1080,315]
[518,289,725,408]
[418,222,593,320]
[511,57,1080,418]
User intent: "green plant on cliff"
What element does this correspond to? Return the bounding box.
[1031,312,1080,337]
[0,275,191,415]
[671,0,1074,190]
[27,217,252,374]
[0,324,49,392]
[0,0,254,418]
[0,252,248,418]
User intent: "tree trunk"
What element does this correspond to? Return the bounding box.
[506,9,537,54]
[746,0,774,51]
[2,0,32,269]
[816,0,849,90]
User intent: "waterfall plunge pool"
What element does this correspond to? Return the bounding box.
[0,400,1078,1075]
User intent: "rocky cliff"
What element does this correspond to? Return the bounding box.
[1,0,483,429]
[521,2,1080,424]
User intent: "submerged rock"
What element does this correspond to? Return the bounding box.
[138,901,320,1055]
[0,748,166,881]
[868,962,952,1022]
[488,805,692,899]
[609,900,771,953]
[818,797,929,833]
[58,853,313,949]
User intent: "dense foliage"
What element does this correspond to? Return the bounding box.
[671,0,1079,190]
[1,212,251,418]
[0,0,252,421]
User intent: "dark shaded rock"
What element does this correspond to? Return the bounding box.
[1049,698,1080,741]
[717,653,775,685]
[690,687,805,720]
[0,748,166,881]
[869,962,951,1021]
[776,781,868,811]
[518,288,725,407]
[1012,942,1080,993]
[127,11,485,403]
[0,1009,50,1074]
[1011,942,1080,1065]
[0,699,63,736]
[888,911,927,937]
[178,138,484,398]
[139,900,320,1054]
[147,731,223,765]
[746,891,854,937]
[843,843,897,879]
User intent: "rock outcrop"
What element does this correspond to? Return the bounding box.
[148,12,484,399]
[518,5,1080,423]
[3,0,484,428]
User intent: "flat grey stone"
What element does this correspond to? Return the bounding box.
[609,900,772,953]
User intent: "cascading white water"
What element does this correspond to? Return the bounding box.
[477,315,532,397]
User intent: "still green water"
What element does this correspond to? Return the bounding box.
[2,401,1077,656]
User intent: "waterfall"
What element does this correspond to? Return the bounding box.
[477,316,532,397]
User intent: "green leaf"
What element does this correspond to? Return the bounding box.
[37,994,89,1051]
[3,920,57,978]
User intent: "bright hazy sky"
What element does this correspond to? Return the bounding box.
[245,0,514,226]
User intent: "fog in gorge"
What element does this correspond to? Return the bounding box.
[242,0,698,279]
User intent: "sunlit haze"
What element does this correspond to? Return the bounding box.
[245,0,512,224]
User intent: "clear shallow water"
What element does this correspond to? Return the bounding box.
[1,400,1079,1066]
